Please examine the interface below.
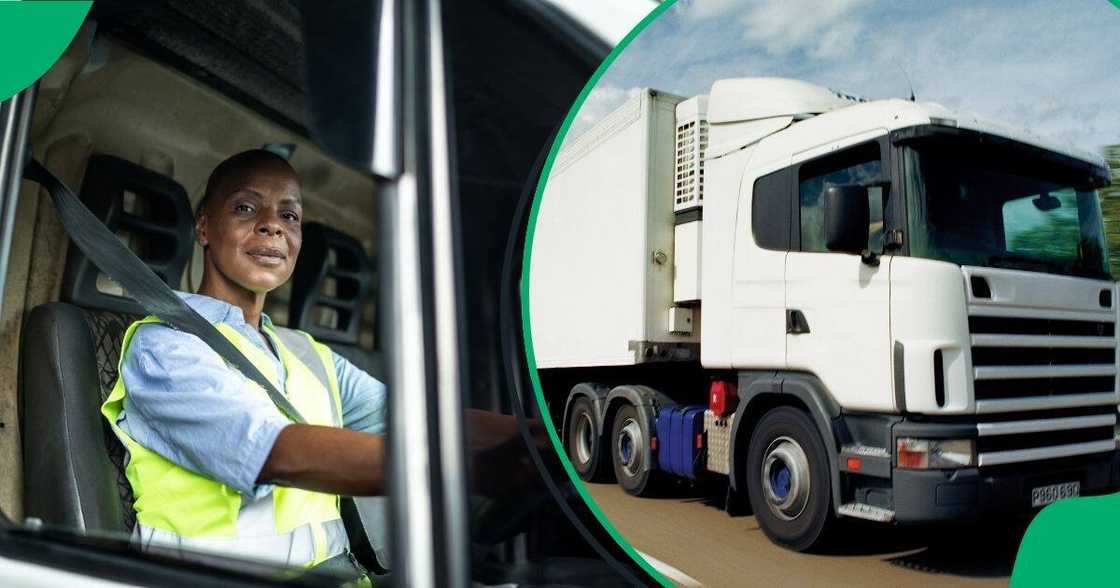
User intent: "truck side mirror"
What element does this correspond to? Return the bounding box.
[302,0,400,177]
[824,184,870,254]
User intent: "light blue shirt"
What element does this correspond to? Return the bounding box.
[116,292,387,497]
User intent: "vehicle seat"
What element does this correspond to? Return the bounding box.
[21,154,193,533]
[22,304,142,532]
[288,221,381,378]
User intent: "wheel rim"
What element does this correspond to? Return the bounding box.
[761,436,811,521]
[574,412,594,464]
[616,417,644,478]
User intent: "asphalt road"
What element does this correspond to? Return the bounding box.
[586,482,1023,587]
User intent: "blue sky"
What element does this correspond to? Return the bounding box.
[567,0,1120,152]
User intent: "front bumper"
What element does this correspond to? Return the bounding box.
[838,413,1120,524]
[889,436,1120,524]
[892,454,1117,523]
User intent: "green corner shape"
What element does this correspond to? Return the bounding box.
[0,1,92,102]
[519,1,678,586]
[1011,492,1120,586]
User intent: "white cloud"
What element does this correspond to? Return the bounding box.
[740,0,873,60]
[584,0,1120,150]
[673,0,873,60]
[565,84,644,141]
[673,0,747,22]
[853,1,1119,149]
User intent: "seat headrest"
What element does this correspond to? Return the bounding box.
[289,222,374,346]
[61,154,194,314]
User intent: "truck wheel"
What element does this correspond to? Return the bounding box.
[610,403,659,496]
[567,397,611,482]
[746,406,834,552]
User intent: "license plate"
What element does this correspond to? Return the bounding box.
[1031,481,1080,508]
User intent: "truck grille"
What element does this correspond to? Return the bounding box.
[969,312,1118,466]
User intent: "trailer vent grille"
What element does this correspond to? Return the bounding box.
[674,113,708,213]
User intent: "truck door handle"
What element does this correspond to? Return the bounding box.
[786,309,810,334]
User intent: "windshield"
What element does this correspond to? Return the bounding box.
[902,138,1111,280]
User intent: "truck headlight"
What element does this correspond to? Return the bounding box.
[896,438,975,469]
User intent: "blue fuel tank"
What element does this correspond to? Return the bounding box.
[655,405,706,479]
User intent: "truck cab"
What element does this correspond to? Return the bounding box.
[0,1,661,586]
[703,78,1116,523]
[534,77,1118,551]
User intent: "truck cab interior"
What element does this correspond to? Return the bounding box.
[0,0,654,586]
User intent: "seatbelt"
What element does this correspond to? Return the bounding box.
[24,158,307,424]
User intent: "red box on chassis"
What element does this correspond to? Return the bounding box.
[709,380,737,417]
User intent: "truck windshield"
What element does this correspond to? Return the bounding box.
[902,139,1111,280]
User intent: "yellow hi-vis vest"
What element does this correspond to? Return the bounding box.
[101,316,346,567]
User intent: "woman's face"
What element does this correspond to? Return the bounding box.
[195,162,303,295]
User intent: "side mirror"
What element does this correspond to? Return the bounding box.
[301,0,400,177]
[824,184,870,254]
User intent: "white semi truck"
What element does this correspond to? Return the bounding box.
[528,78,1119,551]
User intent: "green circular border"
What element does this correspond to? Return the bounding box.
[0,1,92,102]
[519,1,678,586]
[521,1,1120,586]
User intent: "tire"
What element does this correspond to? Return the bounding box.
[745,406,835,552]
[610,403,659,496]
[567,397,611,482]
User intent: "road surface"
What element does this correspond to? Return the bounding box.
[586,482,1022,587]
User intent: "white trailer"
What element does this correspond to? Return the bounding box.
[529,77,1119,551]
[531,89,698,369]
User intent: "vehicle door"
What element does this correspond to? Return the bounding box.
[0,0,465,585]
[784,132,896,412]
[0,0,660,586]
